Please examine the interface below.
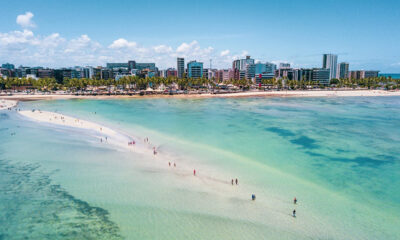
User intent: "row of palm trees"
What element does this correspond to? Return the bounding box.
[261,77,400,90]
[1,76,399,92]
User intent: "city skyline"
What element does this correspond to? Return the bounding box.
[0,0,399,72]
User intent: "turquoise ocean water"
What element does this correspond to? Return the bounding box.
[1,96,399,239]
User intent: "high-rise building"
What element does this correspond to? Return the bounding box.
[228,68,239,80]
[337,62,349,79]
[275,68,294,80]
[187,61,203,78]
[240,56,255,71]
[106,63,128,69]
[255,62,277,75]
[166,68,177,77]
[255,73,274,84]
[232,60,240,70]
[177,58,185,78]
[1,63,15,70]
[232,56,254,72]
[216,69,230,82]
[349,70,379,79]
[322,54,338,80]
[203,68,209,79]
[246,64,256,80]
[37,69,54,78]
[135,63,156,72]
[279,63,291,69]
[128,60,136,71]
[312,68,330,85]
[362,70,379,78]
[298,68,313,81]
[265,62,277,73]
[239,70,246,80]
[255,63,266,75]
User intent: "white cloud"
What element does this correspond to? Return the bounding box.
[0,29,36,45]
[0,30,248,69]
[109,38,137,49]
[176,40,199,53]
[1,13,252,69]
[153,45,173,53]
[220,50,230,57]
[65,34,100,53]
[16,12,35,28]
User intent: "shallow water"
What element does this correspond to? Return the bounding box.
[1,96,399,239]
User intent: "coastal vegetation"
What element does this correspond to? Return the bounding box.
[0,76,399,93]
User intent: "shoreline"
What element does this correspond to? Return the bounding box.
[0,99,18,110]
[1,89,400,101]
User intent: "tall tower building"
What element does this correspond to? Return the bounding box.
[322,54,338,80]
[177,58,185,78]
[128,60,136,71]
[337,62,349,79]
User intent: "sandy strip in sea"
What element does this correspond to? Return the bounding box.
[0,99,18,110]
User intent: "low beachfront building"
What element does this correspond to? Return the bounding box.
[312,68,330,85]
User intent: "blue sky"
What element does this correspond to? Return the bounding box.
[0,0,399,72]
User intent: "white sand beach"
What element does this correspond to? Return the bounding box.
[211,89,400,98]
[2,89,400,101]
[0,99,18,110]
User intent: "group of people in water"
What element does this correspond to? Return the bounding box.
[100,129,301,219]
